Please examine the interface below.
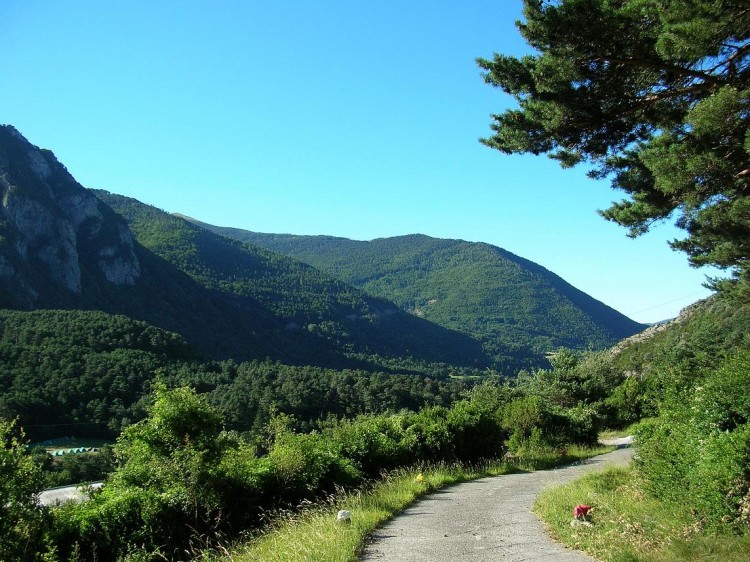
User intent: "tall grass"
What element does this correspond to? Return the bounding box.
[225,445,609,562]
[534,466,750,562]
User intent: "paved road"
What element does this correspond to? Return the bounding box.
[38,482,103,506]
[361,446,634,562]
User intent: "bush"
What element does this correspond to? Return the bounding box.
[325,414,411,476]
[602,375,651,428]
[404,406,454,461]
[0,418,54,561]
[52,386,274,560]
[637,352,750,530]
[446,398,506,461]
[268,430,360,501]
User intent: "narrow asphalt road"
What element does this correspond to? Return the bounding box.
[38,482,103,506]
[360,445,634,562]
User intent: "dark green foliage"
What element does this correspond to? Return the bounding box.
[0,308,470,444]
[0,418,54,561]
[478,0,750,282]
[446,397,506,462]
[95,191,493,370]
[267,428,360,502]
[52,386,272,560]
[0,309,187,439]
[324,414,414,476]
[636,352,750,530]
[50,377,611,560]
[182,222,645,370]
[601,375,655,428]
[206,361,464,435]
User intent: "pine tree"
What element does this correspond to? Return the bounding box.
[478,0,750,281]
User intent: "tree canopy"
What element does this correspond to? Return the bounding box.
[478,0,750,279]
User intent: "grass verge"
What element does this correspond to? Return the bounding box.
[223,444,611,562]
[533,466,750,562]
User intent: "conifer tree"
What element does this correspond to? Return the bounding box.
[478,0,750,282]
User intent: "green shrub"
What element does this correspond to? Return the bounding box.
[601,375,652,428]
[268,430,360,501]
[446,398,506,461]
[325,414,411,476]
[637,352,750,530]
[0,418,55,562]
[52,386,275,560]
[404,406,454,461]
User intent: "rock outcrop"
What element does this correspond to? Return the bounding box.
[0,125,140,307]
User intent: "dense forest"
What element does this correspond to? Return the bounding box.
[182,222,645,360]
[0,309,470,442]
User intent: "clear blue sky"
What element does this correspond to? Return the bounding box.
[1,1,720,323]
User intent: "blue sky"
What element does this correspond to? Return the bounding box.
[1,1,719,323]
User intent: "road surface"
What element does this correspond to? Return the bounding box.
[38,482,103,506]
[361,445,634,561]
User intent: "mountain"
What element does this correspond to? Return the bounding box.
[0,125,141,308]
[0,125,491,371]
[179,219,646,362]
[94,191,491,369]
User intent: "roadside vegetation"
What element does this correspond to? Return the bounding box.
[533,294,750,559]
[536,466,750,562]
[2,345,618,561]
[229,444,610,562]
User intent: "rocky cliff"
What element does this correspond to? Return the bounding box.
[0,125,140,307]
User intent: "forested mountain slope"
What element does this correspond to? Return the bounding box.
[0,125,493,370]
[97,192,491,370]
[0,309,467,440]
[180,219,646,362]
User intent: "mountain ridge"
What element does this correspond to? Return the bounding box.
[179,216,646,362]
[0,124,494,371]
[0,124,644,376]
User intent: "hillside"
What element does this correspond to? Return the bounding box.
[0,309,189,437]
[606,294,750,379]
[0,124,493,371]
[96,192,491,370]
[0,308,467,440]
[179,219,646,363]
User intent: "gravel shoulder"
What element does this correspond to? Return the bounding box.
[360,446,634,561]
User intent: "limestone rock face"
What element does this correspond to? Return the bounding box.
[0,125,140,306]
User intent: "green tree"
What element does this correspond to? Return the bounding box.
[0,418,54,561]
[53,386,271,560]
[478,0,750,279]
